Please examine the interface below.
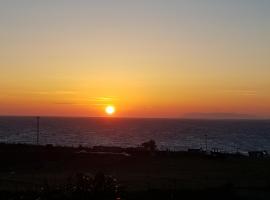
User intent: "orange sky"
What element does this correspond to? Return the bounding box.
[0,1,270,118]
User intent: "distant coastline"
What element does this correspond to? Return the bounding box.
[183,112,264,120]
[0,114,269,120]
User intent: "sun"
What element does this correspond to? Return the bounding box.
[105,105,115,115]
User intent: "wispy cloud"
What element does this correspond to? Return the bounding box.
[222,90,257,96]
[53,96,118,106]
[53,102,77,105]
[21,90,77,95]
[87,97,118,102]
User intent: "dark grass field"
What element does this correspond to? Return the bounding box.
[1,143,270,199]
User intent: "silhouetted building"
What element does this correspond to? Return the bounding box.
[248,151,268,159]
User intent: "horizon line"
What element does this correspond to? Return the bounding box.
[0,114,269,120]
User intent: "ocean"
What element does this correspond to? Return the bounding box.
[0,117,270,153]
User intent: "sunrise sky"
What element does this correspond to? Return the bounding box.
[0,1,270,118]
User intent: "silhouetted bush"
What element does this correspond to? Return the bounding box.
[141,140,157,151]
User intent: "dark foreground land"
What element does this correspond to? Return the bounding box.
[1,143,270,199]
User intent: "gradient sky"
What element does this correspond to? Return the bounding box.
[0,0,270,118]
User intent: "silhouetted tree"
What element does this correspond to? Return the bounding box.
[94,172,105,192]
[141,140,157,151]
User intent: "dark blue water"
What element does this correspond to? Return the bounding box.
[0,117,270,153]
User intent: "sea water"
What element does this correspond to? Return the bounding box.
[0,117,270,153]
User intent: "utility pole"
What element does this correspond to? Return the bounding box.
[205,134,208,151]
[36,116,40,145]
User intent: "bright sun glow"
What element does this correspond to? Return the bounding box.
[105,105,115,115]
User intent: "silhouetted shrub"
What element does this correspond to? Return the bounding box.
[141,140,157,151]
